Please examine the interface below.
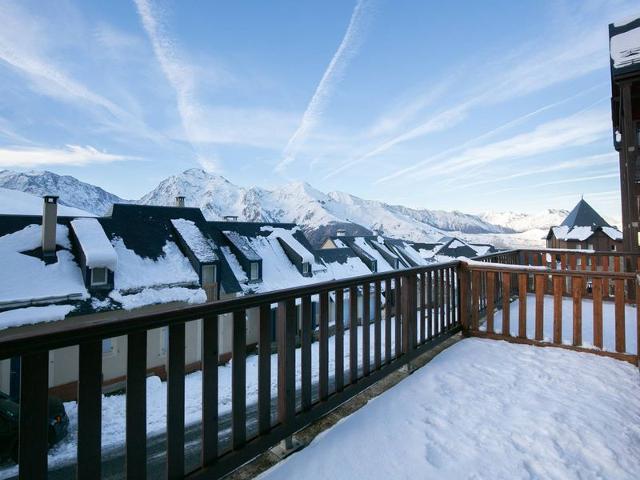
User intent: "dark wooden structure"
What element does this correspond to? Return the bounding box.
[610,17,640,259]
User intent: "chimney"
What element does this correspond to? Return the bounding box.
[175,196,186,208]
[42,195,58,258]
[336,229,346,237]
[224,215,238,222]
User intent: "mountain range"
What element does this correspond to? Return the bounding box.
[0,168,573,248]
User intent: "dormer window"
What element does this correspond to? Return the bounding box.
[201,264,217,285]
[250,262,259,281]
[91,267,108,286]
[302,262,310,275]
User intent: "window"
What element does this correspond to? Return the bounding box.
[201,264,217,284]
[612,244,617,251]
[102,338,113,355]
[91,267,108,286]
[161,327,168,354]
[250,262,259,280]
[302,262,310,275]
[588,244,594,251]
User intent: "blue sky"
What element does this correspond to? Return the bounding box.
[0,0,637,218]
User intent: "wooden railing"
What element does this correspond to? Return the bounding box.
[2,248,638,479]
[0,262,460,480]
[461,260,639,365]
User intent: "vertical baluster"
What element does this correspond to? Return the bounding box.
[602,256,610,298]
[518,273,527,339]
[258,306,271,434]
[427,271,433,338]
[402,273,417,352]
[535,274,544,341]
[553,276,563,344]
[301,296,312,411]
[349,285,358,384]
[335,289,344,391]
[439,269,445,333]
[77,340,102,479]
[471,270,480,331]
[319,292,329,401]
[420,272,426,342]
[592,278,603,349]
[126,331,147,479]
[384,279,392,364]
[232,310,246,449]
[502,272,511,336]
[486,272,495,333]
[278,299,296,429]
[201,313,219,466]
[395,277,402,357]
[167,322,185,479]
[18,351,49,480]
[374,281,382,370]
[445,268,452,328]
[572,277,583,347]
[362,282,371,377]
[614,279,626,353]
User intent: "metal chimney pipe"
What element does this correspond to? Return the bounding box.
[175,196,185,208]
[336,229,346,237]
[42,195,59,257]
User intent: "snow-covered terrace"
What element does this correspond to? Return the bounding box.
[260,338,639,479]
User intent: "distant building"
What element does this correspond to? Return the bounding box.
[609,16,640,254]
[545,199,622,251]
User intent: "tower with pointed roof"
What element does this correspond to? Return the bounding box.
[546,199,622,251]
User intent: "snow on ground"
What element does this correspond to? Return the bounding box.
[0,305,75,330]
[0,224,87,306]
[0,187,93,217]
[0,319,397,478]
[481,294,638,355]
[111,238,199,291]
[70,218,117,269]
[260,338,640,480]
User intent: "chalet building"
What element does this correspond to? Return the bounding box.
[545,199,622,251]
[0,197,372,400]
[609,16,640,255]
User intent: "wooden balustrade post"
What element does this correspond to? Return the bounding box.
[458,263,471,335]
[401,273,417,355]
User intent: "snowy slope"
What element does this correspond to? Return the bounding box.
[0,187,93,216]
[478,209,569,233]
[140,169,509,243]
[0,170,128,215]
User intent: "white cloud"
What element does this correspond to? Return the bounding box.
[0,145,137,167]
[277,0,373,171]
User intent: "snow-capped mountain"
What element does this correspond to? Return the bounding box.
[0,187,93,216]
[478,210,569,233]
[0,168,573,248]
[0,170,128,215]
[139,169,510,243]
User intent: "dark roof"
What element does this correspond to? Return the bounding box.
[316,248,361,265]
[210,221,317,256]
[436,238,479,258]
[560,199,610,228]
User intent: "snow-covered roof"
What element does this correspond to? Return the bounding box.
[551,226,594,242]
[602,226,623,241]
[71,218,117,269]
[171,218,218,263]
[220,246,248,283]
[610,16,640,71]
[222,230,261,261]
[111,237,199,292]
[350,237,392,271]
[0,224,88,307]
[261,226,315,264]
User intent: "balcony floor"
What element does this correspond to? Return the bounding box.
[259,338,640,480]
